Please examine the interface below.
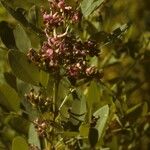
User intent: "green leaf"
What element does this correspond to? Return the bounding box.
[39,70,49,87]
[13,24,31,52]
[62,131,79,137]
[0,48,8,73]
[0,83,20,111]
[79,123,89,137]
[27,5,38,25]
[0,21,17,49]
[28,123,41,149]
[90,31,111,44]
[4,72,17,91]
[86,81,100,107]
[126,103,142,115]
[8,50,49,86]
[89,56,98,67]
[0,73,6,84]
[84,20,98,35]
[12,136,29,150]
[31,0,49,6]
[69,90,87,125]
[93,105,109,141]
[81,0,105,17]
[142,102,148,116]
[9,116,30,134]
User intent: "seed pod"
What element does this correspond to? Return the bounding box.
[88,127,99,149]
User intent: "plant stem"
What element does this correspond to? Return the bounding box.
[44,138,51,150]
[58,88,74,111]
[53,82,56,115]
[88,106,92,123]
[53,77,59,119]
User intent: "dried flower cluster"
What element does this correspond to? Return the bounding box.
[34,118,50,137]
[27,0,102,84]
[25,89,53,112]
[29,145,40,150]
[25,88,63,139]
[33,117,64,140]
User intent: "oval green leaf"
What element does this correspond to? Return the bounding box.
[86,81,100,107]
[4,72,17,91]
[12,136,29,150]
[93,105,109,141]
[28,123,41,149]
[0,83,20,111]
[13,24,31,52]
[8,50,49,86]
[69,90,87,125]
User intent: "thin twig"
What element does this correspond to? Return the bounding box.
[58,88,74,111]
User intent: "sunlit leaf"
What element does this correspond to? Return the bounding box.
[39,70,49,87]
[81,0,105,17]
[12,136,28,150]
[62,131,79,137]
[86,81,100,107]
[93,105,109,140]
[79,123,89,137]
[28,123,41,149]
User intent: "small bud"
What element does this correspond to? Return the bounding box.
[58,0,65,9]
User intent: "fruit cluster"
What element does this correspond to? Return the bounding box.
[27,0,102,84]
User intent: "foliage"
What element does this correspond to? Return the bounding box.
[0,0,150,149]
